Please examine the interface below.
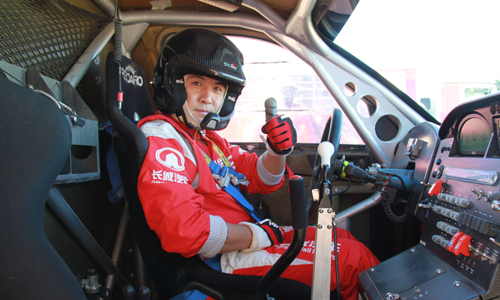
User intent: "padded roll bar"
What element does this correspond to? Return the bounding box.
[255,176,308,299]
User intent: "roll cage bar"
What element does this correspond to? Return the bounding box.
[66,0,426,170]
[59,0,430,225]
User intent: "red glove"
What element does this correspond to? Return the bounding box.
[240,219,283,252]
[261,115,297,156]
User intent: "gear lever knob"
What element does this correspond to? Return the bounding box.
[318,142,335,167]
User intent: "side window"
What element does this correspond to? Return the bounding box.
[220,36,363,145]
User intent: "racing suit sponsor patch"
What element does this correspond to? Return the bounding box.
[151,170,188,184]
[156,147,185,171]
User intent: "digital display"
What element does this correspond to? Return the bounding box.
[459,117,491,155]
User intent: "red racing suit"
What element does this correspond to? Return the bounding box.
[137,113,379,300]
[221,227,379,300]
[137,113,284,258]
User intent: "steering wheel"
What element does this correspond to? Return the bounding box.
[306,108,343,222]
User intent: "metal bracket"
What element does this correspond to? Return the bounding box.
[311,207,334,300]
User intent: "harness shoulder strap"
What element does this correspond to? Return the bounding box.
[100,121,124,203]
[200,148,261,222]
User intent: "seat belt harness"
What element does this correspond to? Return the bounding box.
[201,149,262,222]
[158,116,262,222]
[198,135,261,222]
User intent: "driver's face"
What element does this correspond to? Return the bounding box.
[183,74,226,127]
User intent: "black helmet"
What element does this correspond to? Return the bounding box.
[152,28,246,130]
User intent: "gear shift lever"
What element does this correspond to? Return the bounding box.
[318,142,335,168]
[308,142,335,222]
[311,141,336,300]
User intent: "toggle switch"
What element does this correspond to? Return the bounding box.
[446,231,464,253]
[423,180,443,197]
[452,233,471,257]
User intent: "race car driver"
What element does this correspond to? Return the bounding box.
[137,28,379,300]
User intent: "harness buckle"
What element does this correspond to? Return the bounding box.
[230,173,250,186]
[213,166,231,188]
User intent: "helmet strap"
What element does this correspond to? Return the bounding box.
[174,109,193,129]
[182,102,202,130]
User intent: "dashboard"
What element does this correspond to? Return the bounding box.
[358,92,500,299]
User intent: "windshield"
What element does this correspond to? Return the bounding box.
[219,36,363,144]
[330,0,500,122]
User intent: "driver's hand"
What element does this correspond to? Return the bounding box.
[240,219,283,252]
[261,115,297,156]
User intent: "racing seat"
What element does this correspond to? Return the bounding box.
[105,52,313,300]
[0,75,86,300]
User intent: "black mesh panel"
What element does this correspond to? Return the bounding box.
[0,0,110,81]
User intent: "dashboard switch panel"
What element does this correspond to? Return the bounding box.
[359,96,500,299]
